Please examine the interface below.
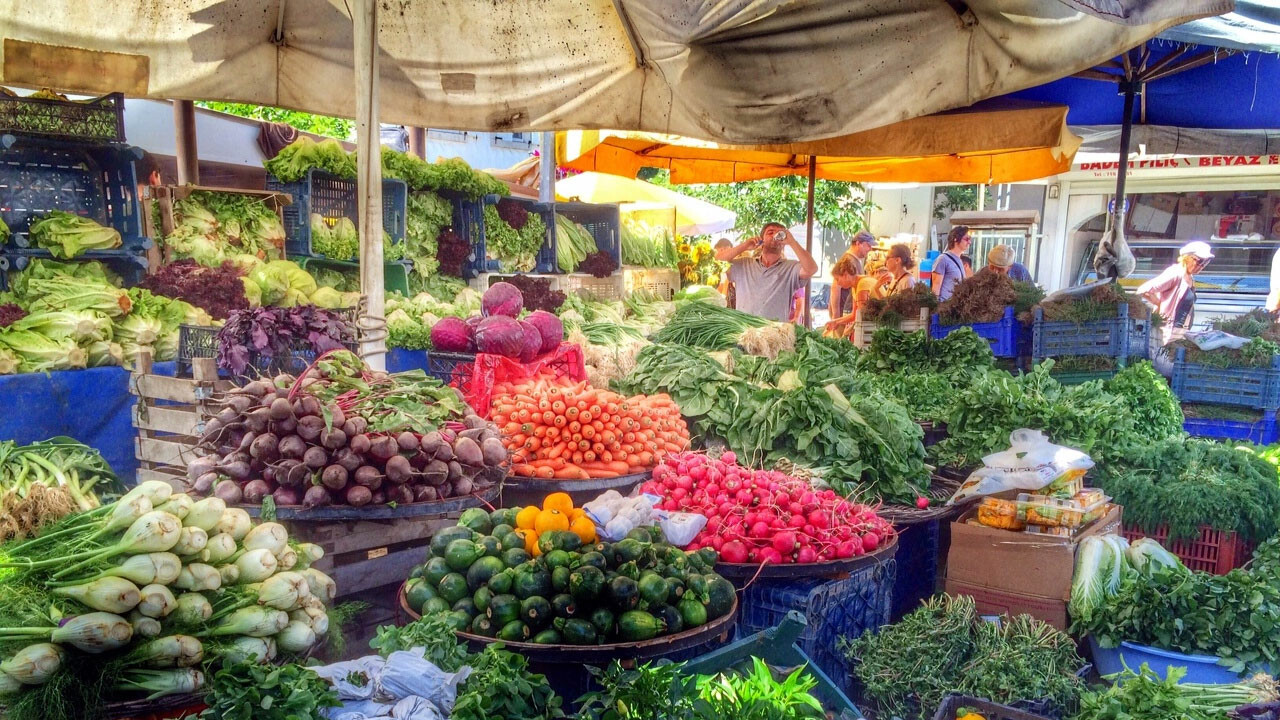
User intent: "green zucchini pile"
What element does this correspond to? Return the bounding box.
[403,506,736,645]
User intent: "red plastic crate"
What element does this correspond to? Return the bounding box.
[425,343,585,415]
[1120,523,1254,575]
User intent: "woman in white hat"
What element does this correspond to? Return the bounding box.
[1138,240,1213,340]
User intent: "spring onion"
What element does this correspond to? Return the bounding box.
[277,620,317,654]
[234,548,278,584]
[200,533,237,565]
[153,493,193,520]
[52,576,141,614]
[129,635,203,669]
[114,667,203,700]
[214,508,252,541]
[171,526,208,557]
[0,644,64,685]
[136,583,177,618]
[173,563,220,592]
[241,522,288,557]
[182,498,226,533]
[168,593,212,626]
[202,606,288,638]
[301,567,336,604]
[128,611,162,638]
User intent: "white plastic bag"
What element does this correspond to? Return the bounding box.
[947,429,1093,505]
[312,655,385,700]
[314,647,470,720]
[1185,329,1249,351]
[659,512,707,547]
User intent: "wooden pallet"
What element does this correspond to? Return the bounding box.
[287,515,457,599]
[129,353,229,489]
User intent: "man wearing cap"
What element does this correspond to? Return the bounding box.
[986,245,1034,283]
[845,230,876,278]
[1139,240,1213,338]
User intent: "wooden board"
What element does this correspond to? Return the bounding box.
[285,515,451,598]
[130,352,223,482]
[134,435,200,468]
[131,403,208,435]
[129,373,227,404]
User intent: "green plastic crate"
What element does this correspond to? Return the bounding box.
[296,256,411,296]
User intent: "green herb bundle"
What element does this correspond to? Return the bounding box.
[1036,282,1149,324]
[855,327,993,375]
[937,270,1016,325]
[369,613,469,671]
[1073,664,1278,720]
[862,284,938,324]
[1093,437,1280,544]
[843,594,1085,720]
[200,661,340,720]
[1166,335,1280,369]
[451,643,565,720]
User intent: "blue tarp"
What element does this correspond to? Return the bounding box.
[0,363,175,481]
[386,348,429,374]
[1005,3,1280,131]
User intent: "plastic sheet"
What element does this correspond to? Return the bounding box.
[0,363,175,480]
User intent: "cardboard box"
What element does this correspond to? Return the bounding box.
[1129,204,1174,234]
[1150,193,1180,213]
[1176,214,1217,240]
[945,504,1122,601]
[1178,194,1208,214]
[944,578,1070,630]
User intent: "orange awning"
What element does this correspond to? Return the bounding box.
[558,101,1081,185]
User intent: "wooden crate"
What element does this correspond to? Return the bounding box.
[142,184,292,263]
[129,354,229,489]
[851,307,930,348]
[287,515,459,598]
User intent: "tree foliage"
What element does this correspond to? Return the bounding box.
[933,185,993,219]
[641,169,873,236]
[196,102,353,139]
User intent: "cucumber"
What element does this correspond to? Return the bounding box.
[497,620,530,642]
[554,617,598,645]
[617,610,665,641]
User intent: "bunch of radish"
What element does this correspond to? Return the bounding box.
[186,374,507,509]
[639,451,895,565]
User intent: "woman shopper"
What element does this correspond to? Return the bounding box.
[933,226,971,301]
[882,243,917,296]
[1139,240,1213,343]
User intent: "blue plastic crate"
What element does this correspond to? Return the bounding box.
[468,195,555,275]
[738,559,895,695]
[0,137,150,253]
[931,307,1022,357]
[554,201,622,271]
[1172,346,1280,410]
[1183,410,1279,443]
[431,189,486,279]
[8,247,148,287]
[1032,303,1150,365]
[890,520,940,621]
[266,169,406,260]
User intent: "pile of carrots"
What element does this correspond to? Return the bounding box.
[491,376,691,480]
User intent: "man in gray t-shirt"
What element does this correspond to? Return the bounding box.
[716,223,819,322]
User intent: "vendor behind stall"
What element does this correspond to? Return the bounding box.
[933,226,971,301]
[1139,240,1213,340]
[716,223,818,322]
[882,243,917,296]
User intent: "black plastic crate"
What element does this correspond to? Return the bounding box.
[0,138,149,252]
[468,195,555,275]
[176,307,360,377]
[554,201,621,270]
[0,92,125,143]
[8,248,148,287]
[266,169,406,260]
[432,189,486,280]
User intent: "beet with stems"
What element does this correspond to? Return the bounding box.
[249,433,279,461]
[273,416,298,435]
[192,472,217,495]
[302,446,329,470]
[384,455,413,485]
[414,486,438,503]
[452,477,474,496]
[268,397,293,421]
[345,485,372,506]
[273,487,301,506]
[279,435,307,460]
[320,428,347,451]
[353,465,383,490]
[334,448,363,474]
[348,433,372,455]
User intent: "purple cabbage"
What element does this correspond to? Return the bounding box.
[475,315,525,358]
[430,316,472,353]
[481,282,523,318]
[524,310,563,355]
[517,320,542,363]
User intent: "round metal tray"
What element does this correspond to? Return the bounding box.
[399,584,737,663]
[502,470,651,494]
[242,481,501,520]
[713,533,899,583]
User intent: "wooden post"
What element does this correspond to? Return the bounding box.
[803,156,816,329]
[173,100,199,185]
[354,0,386,369]
[408,127,426,159]
[539,132,555,203]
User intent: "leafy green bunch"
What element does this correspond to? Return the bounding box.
[856,327,993,375]
[264,136,356,182]
[382,151,508,200]
[369,612,469,671]
[1073,664,1277,720]
[483,204,547,272]
[843,594,1084,720]
[451,643,565,720]
[405,190,454,276]
[200,661,340,720]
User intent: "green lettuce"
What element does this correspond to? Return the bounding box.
[29,211,122,259]
[10,310,112,344]
[86,340,124,367]
[26,278,131,317]
[0,329,88,372]
[249,260,317,307]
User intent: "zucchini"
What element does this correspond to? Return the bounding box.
[487,593,521,626]
[551,593,577,618]
[569,565,605,601]
[608,576,640,612]
[554,617,598,645]
[705,575,735,619]
[520,596,552,628]
[532,628,562,644]
[638,573,669,606]
[617,610,665,641]
[497,620,530,642]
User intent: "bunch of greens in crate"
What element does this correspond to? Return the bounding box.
[556,214,600,272]
[1093,436,1280,544]
[161,190,286,266]
[936,269,1016,325]
[1213,308,1280,343]
[264,136,356,182]
[1073,664,1279,720]
[215,305,355,375]
[484,200,548,272]
[862,283,938,326]
[1103,362,1184,440]
[932,363,1153,468]
[405,190,454,276]
[381,149,507,200]
[29,211,121,259]
[843,594,1085,720]
[1072,536,1280,674]
[139,260,249,320]
[1165,335,1280,369]
[856,326,993,375]
[1036,281,1150,323]
[621,216,678,268]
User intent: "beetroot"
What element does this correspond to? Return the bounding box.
[431,316,472,353]
[524,310,563,354]
[481,281,523,318]
[475,315,525,358]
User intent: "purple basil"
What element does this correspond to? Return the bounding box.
[216,305,356,375]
